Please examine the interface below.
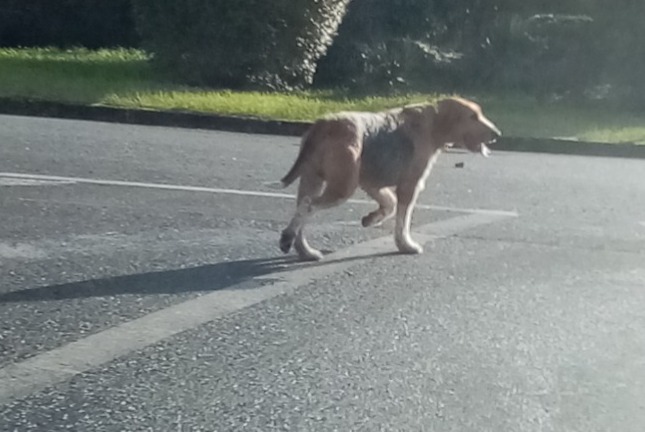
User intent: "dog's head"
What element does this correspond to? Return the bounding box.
[434,97,501,157]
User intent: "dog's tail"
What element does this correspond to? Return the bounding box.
[279,126,315,188]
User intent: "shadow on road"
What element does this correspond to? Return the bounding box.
[0,248,403,303]
[0,256,301,303]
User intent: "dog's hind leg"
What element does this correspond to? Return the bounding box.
[280,168,358,260]
[294,164,359,260]
[361,186,396,228]
[293,175,327,261]
[288,182,357,260]
[281,138,360,260]
[280,173,324,259]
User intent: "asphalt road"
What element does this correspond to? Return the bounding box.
[0,113,644,432]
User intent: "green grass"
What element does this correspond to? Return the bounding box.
[0,47,159,102]
[104,90,438,122]
[1,47,645,143]
[475,93,645,144]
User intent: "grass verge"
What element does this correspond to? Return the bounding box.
[1,47,644,143]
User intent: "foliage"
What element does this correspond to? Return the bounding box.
[587,0,645,108]
[0,0,138,48]
[314,0,453,92]
[315,0,645,107]
[133,0,350,91]
[1,0,644,106]
[3,47,645,143]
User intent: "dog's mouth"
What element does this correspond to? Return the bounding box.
[463,137,493,157]
[480,136,500,157]
[450,135,496,157]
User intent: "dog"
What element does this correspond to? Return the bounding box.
[276,96,501,261]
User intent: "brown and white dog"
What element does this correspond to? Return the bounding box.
[276,97,501,261]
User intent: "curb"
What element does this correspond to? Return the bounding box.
[0,98,310,137]
[1,98,644,159]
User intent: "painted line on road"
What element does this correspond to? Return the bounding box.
[0,211,515,405]
[0,172,518,217]
[0,177,76,187]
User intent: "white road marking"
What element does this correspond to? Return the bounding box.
[0,177,76,187]
[0,172,518,217]
[0,211,515,405]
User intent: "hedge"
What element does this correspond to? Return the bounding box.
[0,0,138,48]
[133,0,350,90]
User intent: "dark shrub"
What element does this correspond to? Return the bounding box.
[133,0,350,90]
[0,0,139,48]
[315,0,612,99]
[314,0,451,92]
[465,13,600,97]
[316,37,463,94]
[588,1,645,109]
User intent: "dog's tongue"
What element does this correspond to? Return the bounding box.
[480,143,491,157]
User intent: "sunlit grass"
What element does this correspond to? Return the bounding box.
[0,47,160,103]
[1,47,644,143]
[0,46,150,63]
[474,93,645,143]
[104,90,441,121]
[578,126,645,143]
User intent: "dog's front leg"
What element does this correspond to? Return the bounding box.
[393,152,439,254]
[394,181,424,254]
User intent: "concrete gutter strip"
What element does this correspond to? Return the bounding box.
[0,98,644,159]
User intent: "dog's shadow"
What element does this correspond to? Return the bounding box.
[0,250,400,303]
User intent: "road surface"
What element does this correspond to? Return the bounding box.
[1,114,644,431]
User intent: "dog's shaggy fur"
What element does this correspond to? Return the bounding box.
[277,97,501,261]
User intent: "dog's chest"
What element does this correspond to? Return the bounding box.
[360,127,414,186]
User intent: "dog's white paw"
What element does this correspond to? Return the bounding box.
[294,236,324,261]
[298,249,324,261]
[396,240,424,255]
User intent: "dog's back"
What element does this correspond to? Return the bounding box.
[279,105,419,188]
[359,114,415,187]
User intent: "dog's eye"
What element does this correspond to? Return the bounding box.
[470,113,478,121]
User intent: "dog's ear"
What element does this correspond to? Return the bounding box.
[434,99,462,138]
[401,104,436,138]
